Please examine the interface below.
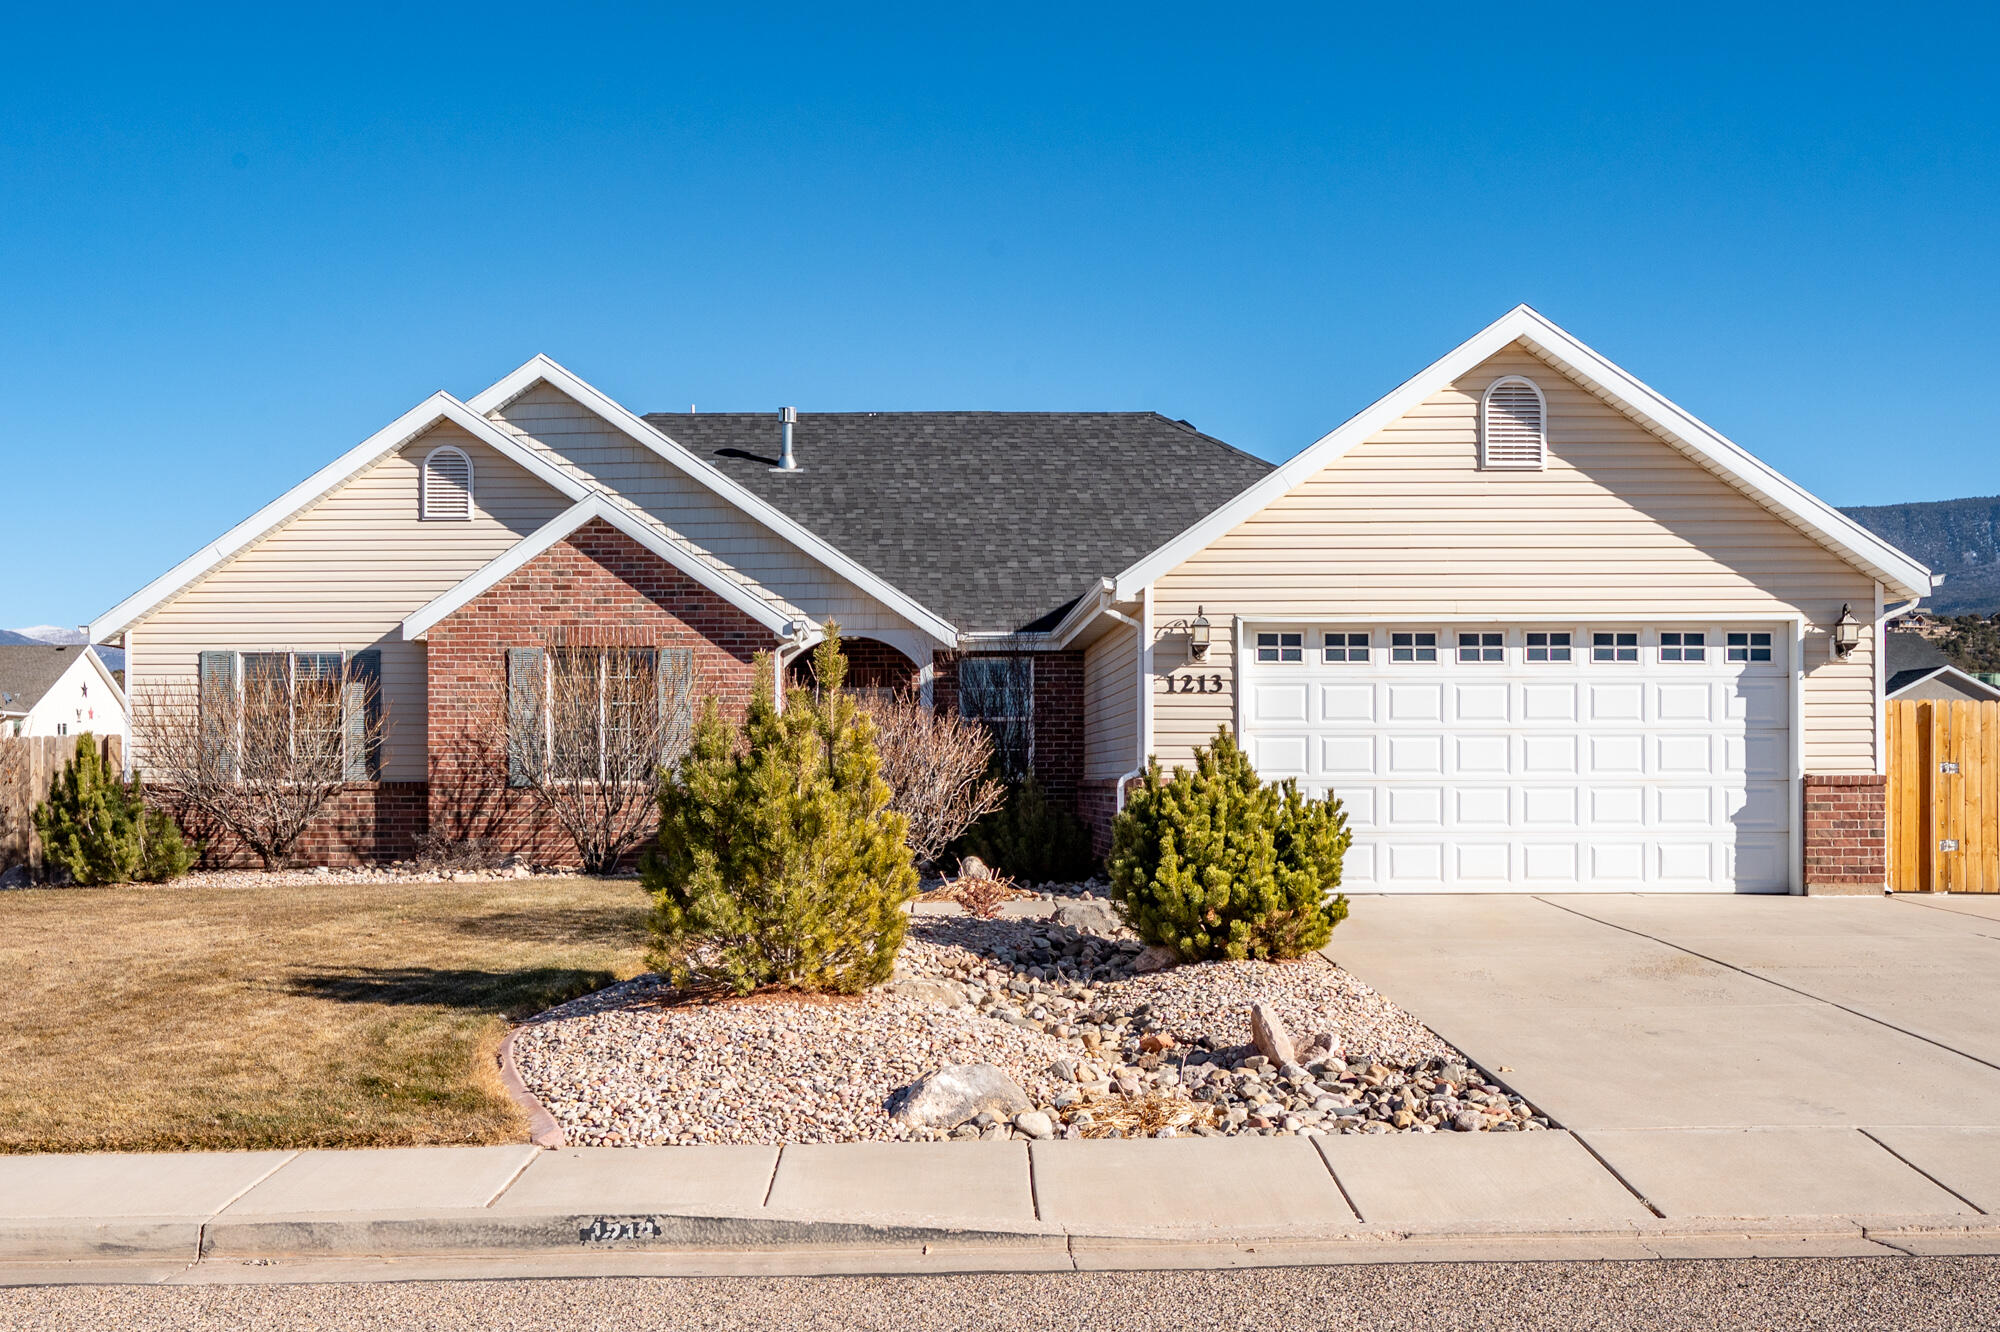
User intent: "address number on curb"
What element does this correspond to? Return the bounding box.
[579,1216,664,1244]
[1160,673,1226,694]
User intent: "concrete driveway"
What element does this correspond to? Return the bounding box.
[1327,894,2000,1220]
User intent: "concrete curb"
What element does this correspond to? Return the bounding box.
[495,1029,564,1150]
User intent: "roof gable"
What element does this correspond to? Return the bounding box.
[469,357,959,645]
[88,395,589,643]
[1113,306,1934,602]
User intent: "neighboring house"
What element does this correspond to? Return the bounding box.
[88,306,1932,892]
[0,644,128,743]
[1883,631,2000,702]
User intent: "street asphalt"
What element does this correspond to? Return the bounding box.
[4,1258,1999,1330]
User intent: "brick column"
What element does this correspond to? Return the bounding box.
[1802,774,1887,895]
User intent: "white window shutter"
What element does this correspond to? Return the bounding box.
[421,445,474,520]
[1480,377,1547,470]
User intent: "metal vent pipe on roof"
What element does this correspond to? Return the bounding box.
[777,406,798,471]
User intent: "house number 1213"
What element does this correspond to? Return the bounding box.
[1162,673,1226,694]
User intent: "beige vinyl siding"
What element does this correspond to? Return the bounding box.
[493,385,927,644]
[1082,623,1140,780]
[125,425,569,779]
[1149,342,1881,774]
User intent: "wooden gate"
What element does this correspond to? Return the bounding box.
[1888,700,2000,892]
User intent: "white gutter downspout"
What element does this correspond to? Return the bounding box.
[1104,593,1151,812]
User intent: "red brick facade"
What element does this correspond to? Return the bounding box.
[193,781,430,869]
[1078,777,1126,858]
[421,518,775,862]
[928,649,1085,806]
[1802,773,1887,893]
[788,636,922,692]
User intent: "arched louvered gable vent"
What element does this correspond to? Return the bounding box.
[421,445,474,520]
[1479,376,1547,470]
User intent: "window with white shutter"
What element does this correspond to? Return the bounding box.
[1479,376,1547,471]
[421,445,474,520]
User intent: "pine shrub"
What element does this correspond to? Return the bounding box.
[643,630,918,994]
[1109,726,1350,962]
[957,772,1097,883]
[32,736,196,886]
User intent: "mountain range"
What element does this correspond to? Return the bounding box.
[1844,496,2000,616]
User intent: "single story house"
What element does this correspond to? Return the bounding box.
[88,306,1932,892]
[0,644,127,743]
[1883,631,2000,702]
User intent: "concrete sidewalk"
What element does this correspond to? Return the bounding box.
[5,1129,2000,1285]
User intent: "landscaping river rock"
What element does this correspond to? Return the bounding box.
[513,886,1550,1145]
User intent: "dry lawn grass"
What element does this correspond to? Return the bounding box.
[0,877,650,1153]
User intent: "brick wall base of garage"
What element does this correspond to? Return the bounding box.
[1802,774,1887,895]
[1078,778,1126,860]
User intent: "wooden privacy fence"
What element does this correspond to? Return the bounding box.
[1888,700,2000,892]
[0,735,124,874]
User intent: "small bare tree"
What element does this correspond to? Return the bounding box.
[131,667,388,871]
[498,647,694,875]
[861,687,1005,869]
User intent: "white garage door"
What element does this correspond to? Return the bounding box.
[1242,624,1792,892]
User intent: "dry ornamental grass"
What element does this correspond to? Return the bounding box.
[0,877,649,1153]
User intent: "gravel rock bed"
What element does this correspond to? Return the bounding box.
[516,887,1548,1145]
[159,864,604,891]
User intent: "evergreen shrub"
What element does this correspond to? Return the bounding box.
[643,630,918,994]
[1109,726,1350,962]
[32,736,196,886]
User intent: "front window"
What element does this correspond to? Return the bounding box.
[242,651,344,773]
[1457,632,1503,663]
[959,656,1034,777]
[548,647,662,782]
[1391,631,1438,663]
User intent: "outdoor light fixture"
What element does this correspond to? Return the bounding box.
[1166,606,1213,662]
[1832,603,1861,659]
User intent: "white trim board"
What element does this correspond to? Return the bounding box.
[401,494,813,641]
[468,355,960,647]
[1111,305,1934,603]
[87,394,591,643]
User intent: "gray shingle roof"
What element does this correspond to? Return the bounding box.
[1885,631,1950,694]
[0,645,84,715]
[640,411,1274,633]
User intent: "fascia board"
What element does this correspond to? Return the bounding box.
[402,495,805,641]
[1113,305,1933,603]
[88,393,589,644]
[469,355,960,646]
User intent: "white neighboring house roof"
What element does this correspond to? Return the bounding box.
[87,394,593,644]
[1886,663,2000,702]
[1111,305,1935,603]
[402,493,814,642]
[468,355,960,647]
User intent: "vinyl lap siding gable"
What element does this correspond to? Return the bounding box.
[1149,343,1881,774]
[125,424,571,779]
[1082,623,1139,780]
[490,384,925,640]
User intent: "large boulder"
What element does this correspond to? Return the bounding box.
[886,1063,1032,1128]
[1052,897,1127,939]
[1249,1000,1298,1067]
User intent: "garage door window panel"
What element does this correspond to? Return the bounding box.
[1727,631,1774,663]
[1660,631,1707,663]
[1457,632,1504,663]
[1526,631,1572,663]
[1255,631,1303,664]
[1391,632,1438,663]
[1592,632,1639,663]
[1323,632,1370,662]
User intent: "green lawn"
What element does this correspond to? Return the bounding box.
[0,876,650,1153]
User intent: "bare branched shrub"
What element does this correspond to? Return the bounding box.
[496,647,693,875]
[860,688,1005,869]
[132,670,388,871]
[411,831,508,873]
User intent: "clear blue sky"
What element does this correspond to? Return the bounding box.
[3,3,1994,629]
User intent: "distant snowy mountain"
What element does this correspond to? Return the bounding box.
[1,626,122,672]
[2,625,86,645]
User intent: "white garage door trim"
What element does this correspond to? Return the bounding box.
[1240,615,1805,895]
